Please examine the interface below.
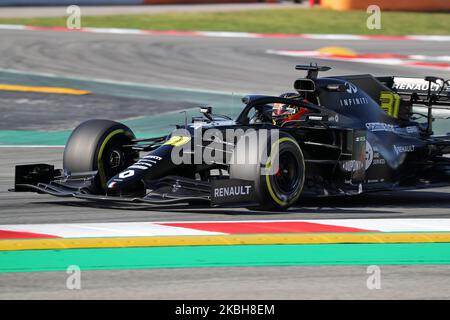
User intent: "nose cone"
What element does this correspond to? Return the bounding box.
[105,137,185,192]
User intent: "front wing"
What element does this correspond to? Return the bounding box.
[10,164,259,208]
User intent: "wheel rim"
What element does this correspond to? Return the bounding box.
[273,150,300,195]
[109,150,122,169]
[99,134,137,188]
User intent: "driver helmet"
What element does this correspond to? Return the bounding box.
[272,93,305,124]
[272,103,297,118]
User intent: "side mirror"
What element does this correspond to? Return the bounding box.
[199,106,213,120]
[200,106,212,114]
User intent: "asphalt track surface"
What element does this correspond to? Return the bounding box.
[1,29,450,94]
[0,29,450,299]
[2,265,450,300]
[0,91,197,131]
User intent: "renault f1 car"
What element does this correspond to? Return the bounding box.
[11,65,450,210]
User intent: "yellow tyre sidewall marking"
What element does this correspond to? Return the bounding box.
[97,129,126,188]
[265,137,303,207]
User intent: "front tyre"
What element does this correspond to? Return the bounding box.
[63,119,138,193]
[229,131,305,211]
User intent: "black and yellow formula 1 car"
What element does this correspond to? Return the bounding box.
[11,65,450,211]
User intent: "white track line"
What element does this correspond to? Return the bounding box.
[0,222,224,238]
[2,219,450,238]
[0,68,244,96]
[267,50,450,71]
[0,24,449,42]
[0,145,64,148]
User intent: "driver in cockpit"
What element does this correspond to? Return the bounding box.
[272,92,308,125]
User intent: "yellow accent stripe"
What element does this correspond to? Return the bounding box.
[163,135,191,147]
[97,129,125,188]
[1,233,450,251]
[0,84,90,95]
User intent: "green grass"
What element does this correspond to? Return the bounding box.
[0,9,449,35]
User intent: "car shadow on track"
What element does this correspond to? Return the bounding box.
[34,189,450,216]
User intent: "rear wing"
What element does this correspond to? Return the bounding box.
[376,76,450,107]
[376,76,450,135]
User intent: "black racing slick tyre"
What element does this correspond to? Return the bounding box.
[229,131,305,211]
[63,119,138,193]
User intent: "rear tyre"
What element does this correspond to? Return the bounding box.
[229,131,305,211]
[63,119,138,193]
